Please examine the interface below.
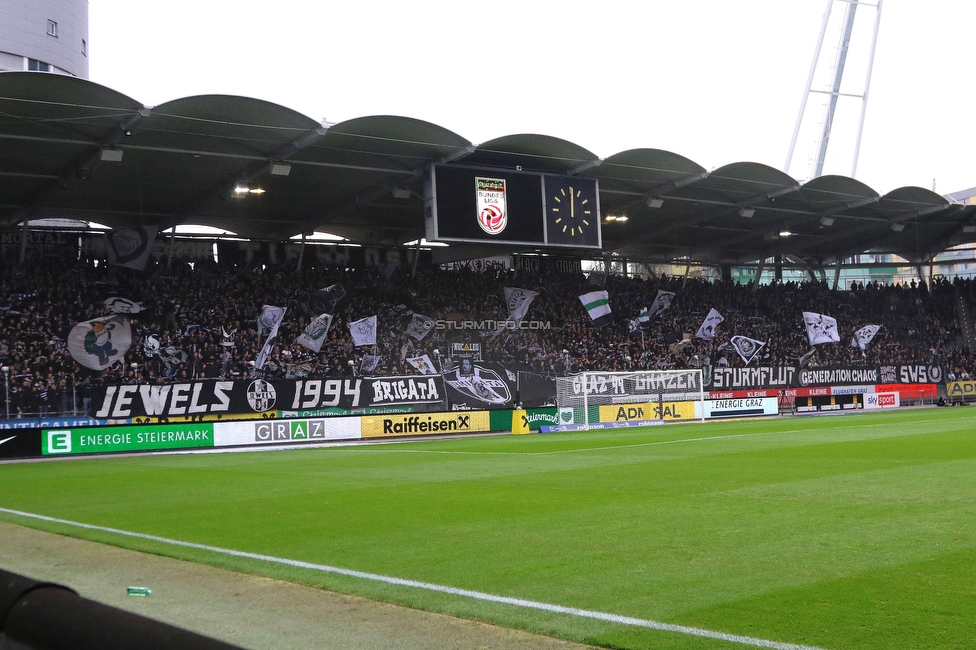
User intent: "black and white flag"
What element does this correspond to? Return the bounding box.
[104,297,144,314]
[504,287,538,322]
[258,305,286,333]
[730,335,766,365]
[255,308,286,370]
[105,226,157,271]
[348,315,377,347]
[646,290,675,319]
[803,311,840,346]
[695,308,724,340]
[221,327,237,347]
[851,324,880,351]
[302,284,346,317]
[360,354,381,373]
[405,313,436,341]
[407,354,437,375]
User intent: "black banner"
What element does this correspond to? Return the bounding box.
[90,376,446,419]
[517,371,557,408]
[706,364,943,389]
[797,366,880,387]
[444,363,517,410]
[0,429,42,460]
[878,364,944,385]
[705,367,796,390]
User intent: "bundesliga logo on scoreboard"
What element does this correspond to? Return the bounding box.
[475,177,507,235]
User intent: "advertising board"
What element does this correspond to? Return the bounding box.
[213,418,361,447]
[598,402,696,423]
[42,423,214,455]
[360,412,490,438]
[863,392,900,410]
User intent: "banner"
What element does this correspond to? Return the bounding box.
[705,366,796,390]
[803,311,840,346]
[296,313,333,353]
[729,335,766,365]
[90,376,446,419]
[105,226,157,271]
[348,315,377,346]
[695,308,724,340]
[878,364,943,384]
[67,315,132,370]
[443,362,515,409]
[798,366,879,387]
[516,371,557,408]
[450,341,482,360]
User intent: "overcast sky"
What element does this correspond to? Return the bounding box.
[87,0,976,196]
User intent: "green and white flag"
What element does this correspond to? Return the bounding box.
[579,290,611,320]
[297,313,333,353]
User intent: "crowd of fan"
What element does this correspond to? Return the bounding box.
[1,255,974,417]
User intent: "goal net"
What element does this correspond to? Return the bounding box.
[555,369,705,429]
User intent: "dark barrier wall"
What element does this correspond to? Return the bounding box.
[0,568,243,650]
[0,429,41,460]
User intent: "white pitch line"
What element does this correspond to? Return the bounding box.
[0,506,827,650]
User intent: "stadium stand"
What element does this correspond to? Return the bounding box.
[1,255,972,418]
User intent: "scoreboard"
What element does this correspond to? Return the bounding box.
[426,164,602,249]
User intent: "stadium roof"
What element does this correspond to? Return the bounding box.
[2,71,975,268]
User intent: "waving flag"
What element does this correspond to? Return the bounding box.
[579,290,611,320]
[405,313,436,341]
[504,287,539,322]
[348,315,377,347]
[407,354,437,375]
[68,315,132,370]
[297,313,333,353]
[255,308,286,369]
[646,290,675,319]
[258,305,285,332]
[851,324,880,350]
[803,311,840,346]
[695,308,724,340]
[730,335,766,365]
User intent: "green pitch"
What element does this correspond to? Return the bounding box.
[3,408,976,649]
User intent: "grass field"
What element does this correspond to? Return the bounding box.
[2,408,976,650]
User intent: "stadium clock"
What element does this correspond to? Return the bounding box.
[545,176,600,247]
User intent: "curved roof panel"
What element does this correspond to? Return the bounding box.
[2,72,975,264]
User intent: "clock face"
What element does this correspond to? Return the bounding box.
[545,176,600,247]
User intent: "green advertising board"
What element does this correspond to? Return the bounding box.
[43,423,215,455]
[488,408,559,432]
